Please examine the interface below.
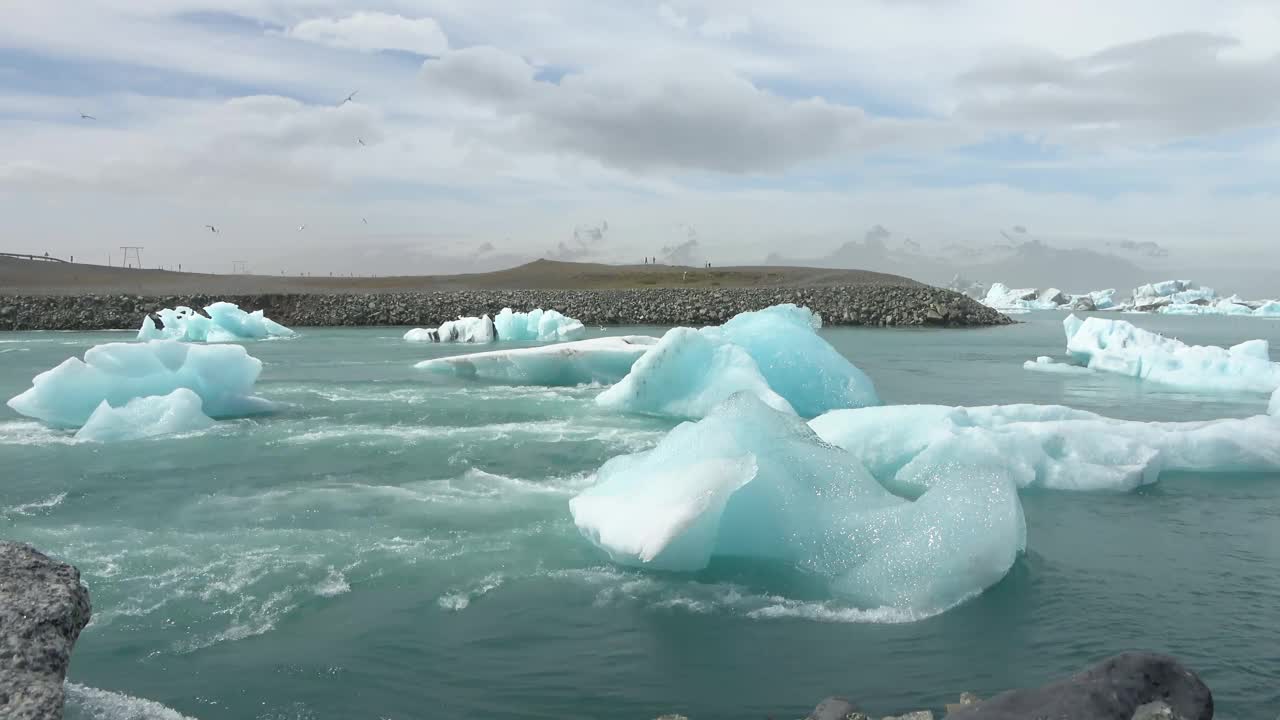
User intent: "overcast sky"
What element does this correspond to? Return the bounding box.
[3,1,1279,276]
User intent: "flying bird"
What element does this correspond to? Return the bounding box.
[79,113,96,120]
[340,90,358,105]
[357,138,366,146]
[297,224,307,232]
[361,217,368,225]
[205,225,218,233]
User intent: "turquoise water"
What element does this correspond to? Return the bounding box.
[2,314,1279,720]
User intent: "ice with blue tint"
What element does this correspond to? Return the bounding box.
[570,394,1025,616]
[1061,314,1280,393]
[7,340,275,428]
[405,308,586,343]
[415,336,659,385]
[1271,388,1280,416]
[138,302,294,342]
[810,403,1280,494]
[74,388,215,442]
[405,315,496,343]
[494,308,586,342]
[597,304,879,418]
[1022,356,1094,375]
[981,283,1055,312]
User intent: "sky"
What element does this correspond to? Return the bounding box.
[2,1,1280,284]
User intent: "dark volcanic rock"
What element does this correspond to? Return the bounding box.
[946,652,1212,720]
[0,543,92,720]
[1,286,1011,331]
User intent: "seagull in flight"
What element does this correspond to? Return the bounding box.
[297,224,307,232]
[362,217,368,225]
[340,90,358,105]
[205,224,218,233]
[79,112,96,120]
[357,138,366,146]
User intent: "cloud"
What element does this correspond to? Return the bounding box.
[957,32,1280,143]
[548,220,610,260]
[288,12,448,56]
[421,46,950,173]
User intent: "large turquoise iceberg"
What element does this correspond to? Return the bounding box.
[138,302,294,342]
[569,394,1025,616]
[597,304,879,418]
[7,340,275,428]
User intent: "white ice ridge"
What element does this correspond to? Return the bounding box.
[980,278,1280,316]
[138,302,294,342]
[570,393,1025,616]
[1061,314,1280,393]
[75,388,215,442]
[7,340,275,428]
[809,403,1280,494]
[404,308,586,343]
[596,304,880,418]
[415,335,660,385]
[1022,356,1094,375]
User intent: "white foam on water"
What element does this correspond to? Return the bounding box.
[277,419,664,450]
[437,572,507,610]
[3,491,67,516]
[64,682,198,720]
[313,567,351,597]
[542,567,940,624]
[0,420,78,445]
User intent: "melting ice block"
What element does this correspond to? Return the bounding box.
[74,388,215,442]
[405,308,585,343]
[1022,356,1094,375]
[138,302,294,342]
[570,394,1025,615]
[810,403,1280,494]
[7,340,275,428]
[597,304,879,418]
[415,335,659,385]
[1061,314,1280,393]
[494,308,586,342]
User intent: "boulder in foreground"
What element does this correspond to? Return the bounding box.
[0,542,92,720]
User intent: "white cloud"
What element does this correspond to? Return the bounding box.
[288,12,448,56]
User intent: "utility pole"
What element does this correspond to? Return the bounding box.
[231,260,248,274]
[120,246,144,269]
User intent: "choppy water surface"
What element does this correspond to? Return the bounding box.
[3,314,1279,720]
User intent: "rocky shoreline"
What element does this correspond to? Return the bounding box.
[0,286,1010,331]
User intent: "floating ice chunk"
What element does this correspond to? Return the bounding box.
[493,308,586,342]
[7,340,274,428]
[74,388,215,442]
[596,327,797,418]
[1022,356,1094,375]
[415,335,659,385]
[982,283,1068,311]
[1061,314,1280,393]
[570,394,1024,615]
[1271,387,1280,415]
[137,302,293,342]
[597,304,878,418]
[811,403,1280,494]
[406,308,585,343]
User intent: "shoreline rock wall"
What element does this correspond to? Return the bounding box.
[0,542,92,720]
[0,286,1010,331]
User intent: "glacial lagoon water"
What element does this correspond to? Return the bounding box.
[3,313,1279,720]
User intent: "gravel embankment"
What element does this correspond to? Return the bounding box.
[0,286,1010,330]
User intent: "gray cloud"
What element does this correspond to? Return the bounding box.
[422,46,950,173]
[957,33,1280,142]
[547,220,610,260]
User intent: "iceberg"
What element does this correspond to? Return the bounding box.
[981,283,1058,312]
[138,302,294,342]
[494,308,586,342]
[1022,356,1094,375]
[405,315,496,343]
[569,394,1025,614]
[74,388,215,442]
[1272,387,1280,416]
[596,304,879,419]
[405,308,586,343]
[415,335,659,385]
[810,403,1280,494]
[7,340,275,428]
[1061,314,1280,393]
